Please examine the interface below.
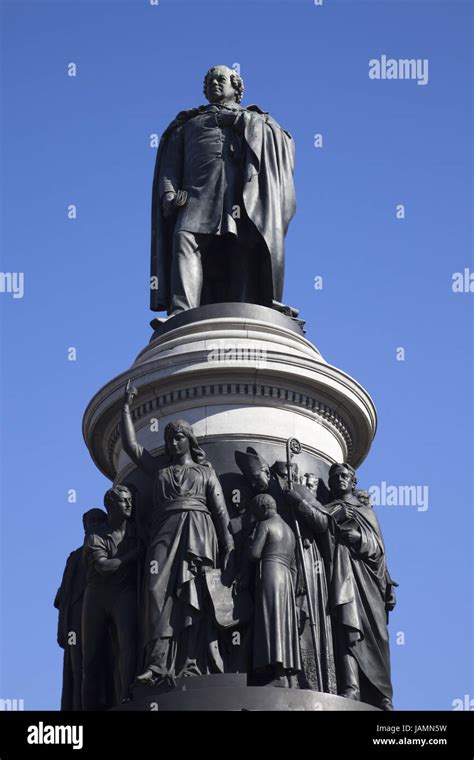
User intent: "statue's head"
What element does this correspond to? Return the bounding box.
[203,65,244,105]
[251,465,271,493]
[328,463,357,498]
[164,419,207,464]
[103,484,133,520]
[252,493,277,521]
[82,508,107,534]
[235,447,271,492]
[271,460,298,485]
[304,473,318,494]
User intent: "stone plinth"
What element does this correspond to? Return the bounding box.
[115,674,380,712]
[83,303,377,490]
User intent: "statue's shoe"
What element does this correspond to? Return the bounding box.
[269,675,288,689]
[135,669,157,686]
[177,661,202,678]
[134,670,177,690]
[287,674,299,689]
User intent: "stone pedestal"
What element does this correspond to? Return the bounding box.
[83,303,376,490]
[116,674,380,712]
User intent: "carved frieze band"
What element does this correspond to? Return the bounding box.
[106,382,353,470]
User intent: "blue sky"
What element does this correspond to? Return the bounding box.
[0,0,472,710]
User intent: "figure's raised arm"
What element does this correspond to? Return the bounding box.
[120,380,158,477]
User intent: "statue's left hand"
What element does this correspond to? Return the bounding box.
[124,379,138,407]
[333,503,353,523]
[162,191,177,219]
[340,527,361,547]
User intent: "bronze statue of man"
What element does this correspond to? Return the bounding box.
[324,463,396,710]
[150,65,296,315]
[54,508,107,710]
[81,485,140,710]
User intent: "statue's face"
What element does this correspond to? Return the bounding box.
[329,467,353,497]
[111,490,132,519]
[253,498,273,521]
[252,501,265,521]
[262,501,276,520]
[306,475,318,493]
[252,467,271,493]
[167,430,190,458]
[206,67,236,105]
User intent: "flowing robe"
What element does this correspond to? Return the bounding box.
[145,464,229,645]
[289,484,338,693]
[54,547,85,710]
[248,515,301,674]
[325,494,394,704]
[120,408,234,676]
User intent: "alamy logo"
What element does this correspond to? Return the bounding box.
[0,698,24,710]
[369,55,429,86]
[27,722,83,750]
[452,694,474,711]
[0,272,24,299]
[369,482,429,512]
[207,341,267,367]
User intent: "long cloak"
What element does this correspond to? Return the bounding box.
[326,494,393,702]
[150,104,296,312]
[290,484,338,694]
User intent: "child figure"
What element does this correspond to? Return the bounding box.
[248,493,302,687]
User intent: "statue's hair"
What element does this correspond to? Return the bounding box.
[103,484,132,512]
[252,493,277,517]
[164,419,207,464]
[328,462,358,490]
[82,508,107,527]
[203,65,244,104]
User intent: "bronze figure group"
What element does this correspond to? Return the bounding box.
[56,385,396,711]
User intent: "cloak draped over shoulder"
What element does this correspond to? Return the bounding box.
[326,495,393,702]
[150,104,296,312]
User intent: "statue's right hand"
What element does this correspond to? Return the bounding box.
[124,379,138,406]
[162,192,176,219]
[285,490,305,509]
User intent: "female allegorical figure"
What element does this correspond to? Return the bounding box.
[120,382,234,682]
